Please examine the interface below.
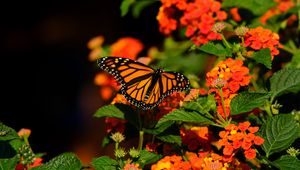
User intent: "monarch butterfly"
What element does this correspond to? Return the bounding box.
[97,56,190,110]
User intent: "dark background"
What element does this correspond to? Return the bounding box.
[1,1,161,162]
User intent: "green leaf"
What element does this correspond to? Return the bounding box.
[261,114,300,157]
[0,155,19,170]
[156,134,182,145]
[132,0,155,18]
[156,109,214,128]
[137,150,161,168]
[101,136,111,147]
[222,0,276,16]
[92,156,118,170]
[94,104,139,129]
[252,48,272,69]
[31,153,83,170]
[270,68,300,99]
[120,0,135,17]
[144,121,174,135]
[198,41,232,57]
[285,49,300,68]
[230,92,270,115]
[273,155,300,170]
[183,95,216,114]
[0,122,19,141]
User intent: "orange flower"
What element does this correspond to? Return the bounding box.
[18,128,31,138]
[218,122,264,160]
[260,0,295,24]
[244,148,256,159]
[87,36,104,50]
[157,6,178,35]
[186,152,229,170]
[244,26,280,59]
[230,8,241,22]
[157,92,185,119]
[87,36,105,61]
[94,72,120,101]
[111,37,144,60]
[123,163,142,170]
[157,0,227,45]
[181,126,211,151]
[206,58,251,118]
[151,155,191,170]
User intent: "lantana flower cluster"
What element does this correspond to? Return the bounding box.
[260,0,296,25]
[157,0,227,45]
[243,26,281,59]
[206,58,251,118]
[180,126,211,151]
[218,121,264,160]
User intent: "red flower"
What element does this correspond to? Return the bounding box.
[230,8,241,22]
[244,26,280,59]
[105,117,127,134]
[181,126,211,151]
[157,0,227,45]
[151,155,191,170]
[111,37,144,60]
[218,122,264,160]
[260,0,295,24]
[206,58,251,118]
[244,148,256,159]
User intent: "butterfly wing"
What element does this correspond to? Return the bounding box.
[143,71,190,109]
[97,56,156,108]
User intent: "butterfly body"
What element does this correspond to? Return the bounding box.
[98,57,190,110]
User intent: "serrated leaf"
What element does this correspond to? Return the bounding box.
[230,92,270,115]
[252,48,272,69]
[144,121,174,135]
[31,153,83,170]
[137,150,161,168]
[273,155,300,170]
[156,134,182,145]
[92,156,118,170]
[0,155,19,170]
[120,0,135,17]
[156,109,214,128]
[198,41,232,57]
[261,114,300,157]
[183,95,216,114]
[222,0,276,15]
[0,122,19,141]
[94,104,139,129]
[270,68,300,100]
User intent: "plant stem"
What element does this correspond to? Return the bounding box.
[281,44,296,54]
[137,109,144,151]
[138,130,144,151]
[218,88,228,121]
[221,34,232,49]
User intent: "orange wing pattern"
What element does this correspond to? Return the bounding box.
[97,56,190,110]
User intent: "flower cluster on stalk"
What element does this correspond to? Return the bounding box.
[157,0,227,45]
[260,0,296,25]
[218,121,264,160]
[243,26,281,59]
[206,58,251,118]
